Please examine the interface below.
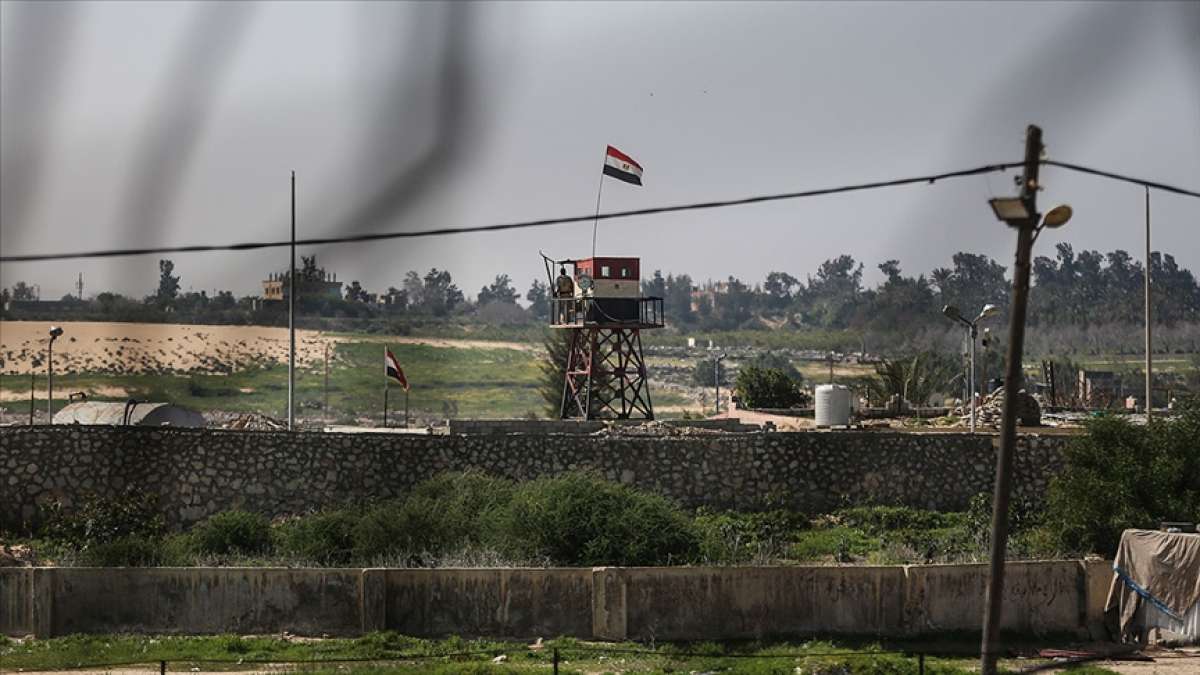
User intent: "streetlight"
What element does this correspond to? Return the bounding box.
[47,326,63,422]
[714,353,728,415]
[942,304,1000,434]
[980,124,1073,675]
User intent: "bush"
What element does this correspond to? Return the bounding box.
[275,509,361,565]
[735,365,807,408]
[694,508,808,564]
[492,472,699,566]
[1043,402,1200,556]
[190,510,272,556]
[41,487,165,551]
[352,472,514,560]
[78,535,163,567]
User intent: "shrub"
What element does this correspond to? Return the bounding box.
[694,508,808,564]
[1043,402,1200,556]
[78,535,162,567]
[190,510,272,556]
[41,487,165,551]
[275,509,361,565]
[735,366,807,408]
[492,472,699,566]
[352,472,514,560]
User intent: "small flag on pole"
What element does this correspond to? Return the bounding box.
[603,145,643,186]
[385,348,410,390]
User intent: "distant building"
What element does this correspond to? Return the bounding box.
[262,270,342,302]
[689,280,729,313]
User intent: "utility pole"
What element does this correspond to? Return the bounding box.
[980,125,1042,675]
[1144,187,1152,421]
[287,171,296,431]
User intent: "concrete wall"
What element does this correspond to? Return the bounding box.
[0,426,1069,530]
[1,562,1112,640]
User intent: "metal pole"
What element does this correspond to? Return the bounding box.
[980,123,1042,675]
[591,148,607,259]
[323,342,329,427]
[47,337,54,421]
[404,388,409,428]
[714,358,720,415]
[383,384,389,428]
[553,648,559,675]
[287,170,296,430]
[1144,186,1152,421]
[969,325,977,434]
[29,364,36,425]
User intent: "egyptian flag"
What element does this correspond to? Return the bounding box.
[385,348,410,390]
[603,145,643,186]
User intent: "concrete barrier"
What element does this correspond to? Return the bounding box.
[28,568,363,637]
[0,568,32,636]
[384,568,593,638]
[608,566,907,640]
[905,561,1084,635]
[0,562,1115,640]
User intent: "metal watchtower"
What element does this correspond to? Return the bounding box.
[543,254,664,420]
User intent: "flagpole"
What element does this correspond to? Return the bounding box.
[591,148,607,259]
[404,388,409,429]
[382,345,388,428]
[287,170,296,431]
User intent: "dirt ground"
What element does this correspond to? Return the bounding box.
[0,321,535,377]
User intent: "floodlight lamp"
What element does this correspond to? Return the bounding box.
[48,326,63,338]
[989,197,1030,223]
[942,305,963,321]
[978,304,1000,320]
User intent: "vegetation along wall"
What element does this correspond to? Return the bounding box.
[0,427,1070,529]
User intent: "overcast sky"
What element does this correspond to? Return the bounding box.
[2,0,1197,302]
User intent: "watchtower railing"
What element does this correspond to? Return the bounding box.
[549,296,664,328]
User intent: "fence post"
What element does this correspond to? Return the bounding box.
[918,652,925,675]
[160,660,167,675]
[553,647,559,675]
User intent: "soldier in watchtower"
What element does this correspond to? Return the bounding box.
[555,266,575,323]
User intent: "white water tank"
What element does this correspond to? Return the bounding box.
[815,384,852,427]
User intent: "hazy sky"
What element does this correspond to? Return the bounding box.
[2,0,1198,302]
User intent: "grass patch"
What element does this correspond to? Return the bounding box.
[0,633,1115,673]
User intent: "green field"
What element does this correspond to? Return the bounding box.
[0,340,691,423]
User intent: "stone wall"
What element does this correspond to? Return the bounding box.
[0,426,1070,529]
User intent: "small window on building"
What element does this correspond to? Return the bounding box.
[600,265,611,278]
[620,267,629,278]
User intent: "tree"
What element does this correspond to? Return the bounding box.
[735,366,806,408]
[538,329,571,416]
[763,271,799,313]
[478,274,519,305]
[526,280,550,321]
[931,252,1008,322]
[866,351,958,408]
[344,281,370,303]
[665,274,695,324]
[419,268,464,316]
[746,351,803,385]
[692,357,729,387]
[154,259,180,308]
[10,281,36,301]
[800,255,864,328]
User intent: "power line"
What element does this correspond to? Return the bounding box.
[0,162,1024,263]
[2,159,1196,265]
[1044,160,1200,198]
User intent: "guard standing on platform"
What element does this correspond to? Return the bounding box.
[555,266,575,323]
